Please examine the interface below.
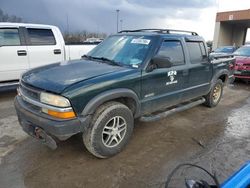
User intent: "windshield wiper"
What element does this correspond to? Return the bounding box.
[83,55,121,66]
[82,55,94,60]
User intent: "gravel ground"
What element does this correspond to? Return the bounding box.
[0,81,249,188]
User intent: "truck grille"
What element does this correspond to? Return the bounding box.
[19,81,42,112]
[20,81,40,101]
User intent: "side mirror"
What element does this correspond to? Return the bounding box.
[147,55,172,72]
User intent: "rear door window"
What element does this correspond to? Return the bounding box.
[27,28,56,45]
[0,28,21,46]
[157,40,185,66]
[187,42,206,63]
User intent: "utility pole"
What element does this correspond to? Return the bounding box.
[116,9,120,33]
[66,13,69,34]
[120,19,123,31]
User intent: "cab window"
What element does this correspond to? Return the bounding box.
[187,41,206,63]
[27,28,56,45]
[0,28,21,46]
[157,40,185,66]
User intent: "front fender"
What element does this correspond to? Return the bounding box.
[81,88,141,117]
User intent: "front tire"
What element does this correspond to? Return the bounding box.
[83,101,134,158]
[204,79,223,107]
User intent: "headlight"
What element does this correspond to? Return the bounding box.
[40,92,71,107]
[40,92,76,119]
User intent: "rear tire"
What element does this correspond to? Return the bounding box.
[204,79,223,108]
[83,101,134,158]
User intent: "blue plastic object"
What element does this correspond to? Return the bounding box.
[222,161,250,188]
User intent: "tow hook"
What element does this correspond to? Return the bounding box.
[34,127,57,150]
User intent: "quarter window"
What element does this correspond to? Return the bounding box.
[27,28,56,45]
[157,41,185,66]
[0,28,21,46]
[187,42,207,63]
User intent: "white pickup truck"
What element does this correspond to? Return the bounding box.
[0,23,96,90]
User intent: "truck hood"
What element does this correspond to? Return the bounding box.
[235,56,250,65]
[22,59,128,93]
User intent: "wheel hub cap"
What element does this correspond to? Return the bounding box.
[213,84,222,103]
[102,116,127,148]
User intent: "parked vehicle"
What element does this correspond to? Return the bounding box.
[14,29,235,158]
[165,161,250,188]
[0,23,96,90]
[210,46,236,56]
[233,45,250,82]
[83,37,103,44]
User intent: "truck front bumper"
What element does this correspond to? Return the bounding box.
[234,69,250,80]
[14,96,90,146]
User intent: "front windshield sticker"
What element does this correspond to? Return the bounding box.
[132,64,139,68]
[131,38,151,45]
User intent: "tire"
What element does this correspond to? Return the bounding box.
[83,101,134,158]
[204,79,223,108]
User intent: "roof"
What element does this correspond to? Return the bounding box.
[0,22,58,29]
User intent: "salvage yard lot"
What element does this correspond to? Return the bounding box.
[0,82,249,188]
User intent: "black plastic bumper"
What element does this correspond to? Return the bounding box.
[14,96,90,141]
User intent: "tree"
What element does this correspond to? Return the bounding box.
[0,8,23,22]
[63,30,107,44]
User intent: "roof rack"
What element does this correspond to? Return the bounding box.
[119,29,198,36]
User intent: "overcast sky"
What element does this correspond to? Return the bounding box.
[1,0,250,40]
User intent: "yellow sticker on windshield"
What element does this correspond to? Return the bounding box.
[131,38,150,45]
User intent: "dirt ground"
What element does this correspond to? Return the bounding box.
[0,81,249,188]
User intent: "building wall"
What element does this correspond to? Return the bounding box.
[213,22,246,49]
[213,9,250,49]
[232,26,247,47]
[213,22,233,49]
[213,22,220,49]
[216,9,250,22]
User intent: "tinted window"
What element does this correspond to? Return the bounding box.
[187,42,206,63]
[0,28,20,46]
[199,42,206,56]
[27,28,56,45]
[157,41,185,66]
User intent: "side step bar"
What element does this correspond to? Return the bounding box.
[0,81,19,92]
[140,98,206,122]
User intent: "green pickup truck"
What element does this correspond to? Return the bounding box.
[15,29,235,158]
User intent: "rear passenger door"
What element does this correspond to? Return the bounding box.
[25,28,64,68]
[141,39,189,114]
[183,41,212,100]
[0,27,29,82]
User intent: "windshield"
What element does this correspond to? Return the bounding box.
[233,46,250,57]
[214,46,234,53]
[87,35,153,68]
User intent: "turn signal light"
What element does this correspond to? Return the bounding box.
[42,108,76,119]
[48,110,76,119]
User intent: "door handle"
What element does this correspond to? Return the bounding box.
[17,50,27,56]
[54,49,61,55]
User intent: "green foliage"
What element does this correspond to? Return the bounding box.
[64,31,107,44]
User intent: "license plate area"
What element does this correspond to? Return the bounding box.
[19,117,57,150]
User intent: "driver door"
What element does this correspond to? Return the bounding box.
[141,39,188,114]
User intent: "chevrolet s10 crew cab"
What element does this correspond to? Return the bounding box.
[14,29,235,158]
